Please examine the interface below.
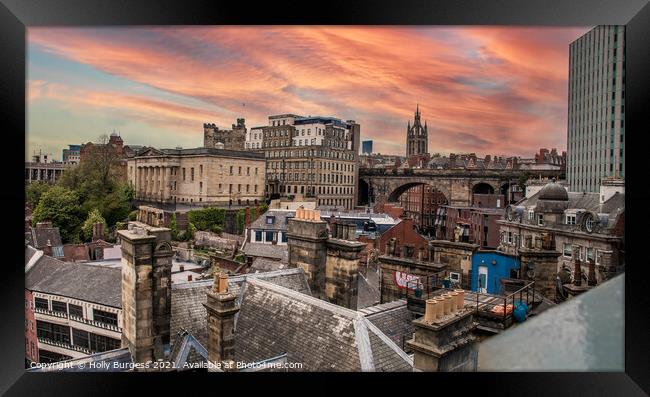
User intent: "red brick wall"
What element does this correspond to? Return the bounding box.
[24,290,38,364]
[378,219,427,255]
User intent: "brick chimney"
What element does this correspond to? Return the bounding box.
[573,247,582,287]
[118,223,173,364]
[587,258,597,286]
[92,222,104,242]
[203,273,239,370]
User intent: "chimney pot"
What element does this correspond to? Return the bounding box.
[424,299,438,323]
[217,272,229,294]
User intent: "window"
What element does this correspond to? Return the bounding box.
[69,304,83,318]
[527,211,534,221]
[230,166,233,175]
[266,216,275,224]
[182,168,186,181]
[537,214,544,226]
[255,230,262,242]
[563,243,573,257]
[51,300,67,314]
[89,333,121,353]
[191,167,194,181]
[281,233,288,243]
[200,164,203,176]
[72,328,89,349]
[35,297,48,311]
[37,320,71,344]
[587,247,595,262]
[566,214,576,225]
[266,231,274,242]
[93,309,118,326]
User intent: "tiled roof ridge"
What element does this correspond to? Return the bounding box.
[245,277,360,319]
[359,299,407,316]
[352,317,375,371]
[171,267,306,290]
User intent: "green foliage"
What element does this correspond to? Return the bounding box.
[188,207,226,231]
[258,203,269,216]
[50,138,135,242]
[32,186,83,243]
[236,209,246,235]
[187,222,197,240]
[115,221,127,230]
[211,225,223,235]
[26,181,52,209]
[128,209,138,221]
[170,213,179,241]
[517,172,533,192]
[81,208,108,241]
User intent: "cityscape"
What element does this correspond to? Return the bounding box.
[24,26,625,372]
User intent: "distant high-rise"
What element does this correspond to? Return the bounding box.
[361,140,373,154]
[406,105,428,157]
[567,26,625,192]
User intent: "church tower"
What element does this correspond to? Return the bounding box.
[406,104,428,157]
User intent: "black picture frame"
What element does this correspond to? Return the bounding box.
[1,0,648,395]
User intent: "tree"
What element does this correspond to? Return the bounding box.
[57,134,135,230]
[32,186,83,243]
[81,208,108,241]
[170,213,179,241]
[236,209,246,235]
[518,172,533,193]
[26,181,51,209]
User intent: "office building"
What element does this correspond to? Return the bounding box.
[567,25,625,192]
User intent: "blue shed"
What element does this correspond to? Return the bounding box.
[471,251,520,295]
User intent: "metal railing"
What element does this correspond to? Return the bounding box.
[405,272,536,329]
[37,337,91,355]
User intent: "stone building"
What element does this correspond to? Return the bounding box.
[406,105,428,157]
[252,114,360,210]
[127,147,266,207]
[25,246,123,364]
[203,119,247,151]
[497,178,625,300]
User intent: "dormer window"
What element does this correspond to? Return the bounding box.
[266,216,275,225]
[528,210,534,221]
[566,214,576,225]
[537,214,544,226]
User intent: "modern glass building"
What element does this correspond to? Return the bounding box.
[361,140,373,155]
[567,26,625,193]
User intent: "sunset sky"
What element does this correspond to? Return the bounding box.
[27,26,590,160]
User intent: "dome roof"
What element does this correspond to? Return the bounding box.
[538,181,568,201]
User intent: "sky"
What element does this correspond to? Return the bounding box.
[27,26,591,161]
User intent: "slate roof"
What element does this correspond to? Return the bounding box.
[136,146,264,160]
[242,242,288,262]
[170,268,311,349]
[29,226,63,249]
[234,278,413,371]
[360,300,417,354]
[250,257,287,273]
[26,253,122,308]
[248,210,294,231]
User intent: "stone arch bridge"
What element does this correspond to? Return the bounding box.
[358,168,564,207]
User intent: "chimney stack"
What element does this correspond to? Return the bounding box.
[587,258,597,286]
[204,272,239,369]
[118,224,173,364]
[573,247,582,286]
[92,222,104,241]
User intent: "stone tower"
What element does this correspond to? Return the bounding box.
[203,119,247,150]
[118,222,173,364]
[406,104,428,157]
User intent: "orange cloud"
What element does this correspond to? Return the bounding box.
[28,26,590,157]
